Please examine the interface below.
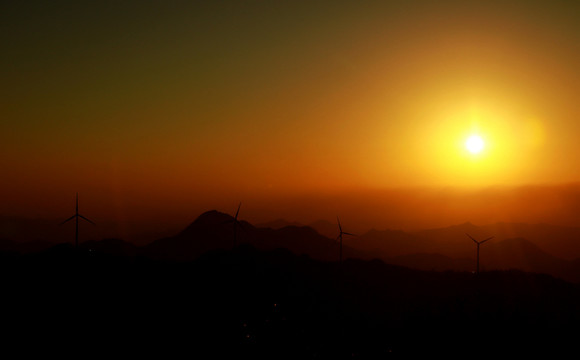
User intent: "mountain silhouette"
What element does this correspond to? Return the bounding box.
[80,238,139,257]
[413,221,493,257]
[57,212,580,282]
[377,237,580,282]
[182,210,238,229]
[385,252,473,272]
[356,221,580,261]
[355,228,426,256]
[142,210,369,262]
[306,219,339,238]
[469,222,580,260]
[6,210,580,282]
[0,237,54,254]
[256,218,304,229]
[412,221,580,260]
[5,241,580,356]
[482,237,579,280]
[143,210,242,260]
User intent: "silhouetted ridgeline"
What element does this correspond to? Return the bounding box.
[2,241,580,355]
[4,210,580,283]
[142,210,367,262]
[4,210,580,284]
[130,212,580,282]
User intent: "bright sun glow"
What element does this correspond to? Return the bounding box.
[465,135,484,154]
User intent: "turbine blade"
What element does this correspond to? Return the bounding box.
[59,215,76,225]
[480,236,494,244]
[337,216,342,232]
[343,232,356,236]
[79,214,96,225]
[235,202,241,219]
[466,233,477,243]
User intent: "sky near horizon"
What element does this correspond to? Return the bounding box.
[2,1,580,228]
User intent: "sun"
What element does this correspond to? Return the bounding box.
[465,135,484,154]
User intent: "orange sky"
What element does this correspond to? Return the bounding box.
[1,1,579,232]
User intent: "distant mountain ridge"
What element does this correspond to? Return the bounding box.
[254,218,580,261]
[143,210,370,263]
[5,210,580,282]
[256,219,303,229]
[145,212,580,282]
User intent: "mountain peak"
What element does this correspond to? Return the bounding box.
[178,210,234,235]
[193,210,234,225]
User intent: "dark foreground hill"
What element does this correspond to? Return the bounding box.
[2,244,579,357]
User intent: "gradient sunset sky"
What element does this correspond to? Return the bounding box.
[2,1,580,232]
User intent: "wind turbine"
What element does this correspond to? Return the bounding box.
[60,193,95,249]
[466,233,493,275]
[224,202,243,248]
[336,217,355,265]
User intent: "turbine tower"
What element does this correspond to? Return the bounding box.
[60,193,95,249]
[466,233,493,275]
[336,217,355,265]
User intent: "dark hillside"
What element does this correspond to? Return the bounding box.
[2,244,579,357]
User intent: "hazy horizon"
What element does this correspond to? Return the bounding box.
[3,182,580,245]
